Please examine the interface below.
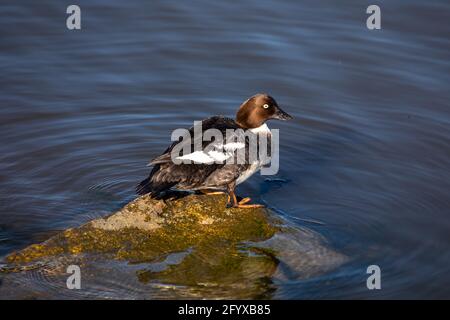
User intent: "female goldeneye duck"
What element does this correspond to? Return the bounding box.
[136,93,293,208]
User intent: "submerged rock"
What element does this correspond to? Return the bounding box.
[5,194,277,265]
[0,193,346,299]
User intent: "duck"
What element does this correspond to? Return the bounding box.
[136,93,293,208]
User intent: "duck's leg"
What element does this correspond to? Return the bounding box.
[226,183,238,208]
[226,183,265,209]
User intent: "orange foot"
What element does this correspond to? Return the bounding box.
[200,189,226,195]
[227,197,265,209]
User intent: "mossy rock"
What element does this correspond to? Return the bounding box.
[0,193,347,299]
[3,194,279,277]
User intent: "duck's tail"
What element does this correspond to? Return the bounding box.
[136,174,177,198]
[136,176,153,195]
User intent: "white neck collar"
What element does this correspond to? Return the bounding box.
[249,123,270,134]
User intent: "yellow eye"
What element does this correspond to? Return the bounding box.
[263,104,270,109]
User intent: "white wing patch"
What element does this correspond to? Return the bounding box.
[175,141,245,164]
[207,150,230,162]
[172,125,271,165]
[176,151,218,164]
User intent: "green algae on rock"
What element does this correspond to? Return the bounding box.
[5,193,279,266]
[0,193,347,299]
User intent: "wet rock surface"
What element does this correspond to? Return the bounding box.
[0,194,346,299]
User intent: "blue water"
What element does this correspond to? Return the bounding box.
[0,0,449,299]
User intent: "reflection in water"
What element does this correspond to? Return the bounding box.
[0,0,449,298]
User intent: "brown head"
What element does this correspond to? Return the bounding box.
[235,93,293,129]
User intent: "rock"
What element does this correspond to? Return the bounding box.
[4,193,278,266]
[0,193,346,299]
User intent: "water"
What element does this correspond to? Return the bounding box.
[0,0,449,299]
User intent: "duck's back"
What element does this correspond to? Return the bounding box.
[136,116,249,195]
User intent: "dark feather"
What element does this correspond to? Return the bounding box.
[137,116,248,196]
